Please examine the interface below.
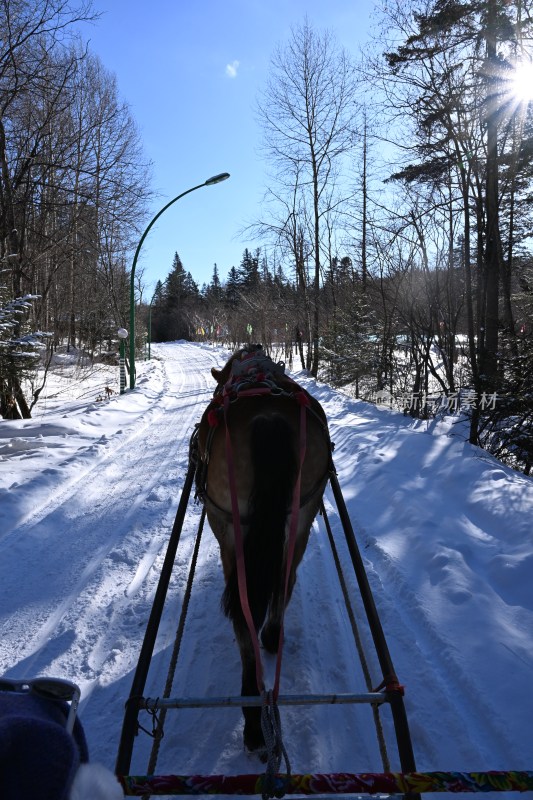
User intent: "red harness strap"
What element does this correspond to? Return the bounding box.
[222,390,309,700]
[223,392,265,694]
[273,392,308,700]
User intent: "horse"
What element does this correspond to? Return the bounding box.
[195,344,332,756]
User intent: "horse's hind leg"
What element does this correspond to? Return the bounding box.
[233,619,266,756]
[260,554,305,654]
[261,507,316,654]
[261,597,284,654]
[222,554,267,755]
[260,551,302,654]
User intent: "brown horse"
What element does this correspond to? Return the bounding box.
[195,345,332,755]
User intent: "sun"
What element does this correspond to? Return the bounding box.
[509,59,533,104]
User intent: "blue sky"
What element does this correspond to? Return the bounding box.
[81,1,377,294]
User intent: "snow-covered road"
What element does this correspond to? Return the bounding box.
[0,342,531,797]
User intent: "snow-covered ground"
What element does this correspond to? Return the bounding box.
[0,341,531,797]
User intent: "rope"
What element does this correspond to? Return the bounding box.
[260,691,292,800]
[142,507,206,795]
[223,393,265,694]
[272,395,308,701]
[119,769,533,795]
[320,500,391,774]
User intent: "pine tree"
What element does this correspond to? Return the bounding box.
[152,252,200,341]
[164,252,186,311]
[225,266,242,306]
[0,293,50,418]
[238,248,260,290]
[210,263,223,299]
[152,280,165,308]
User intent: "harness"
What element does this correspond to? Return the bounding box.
[195,350,332,515]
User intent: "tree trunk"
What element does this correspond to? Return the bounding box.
[482,0,503,385]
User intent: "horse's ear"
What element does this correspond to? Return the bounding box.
[211,367,222,382]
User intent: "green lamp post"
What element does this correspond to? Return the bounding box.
[128,172,230,389]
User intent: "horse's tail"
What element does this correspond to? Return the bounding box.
[222,414,297,632]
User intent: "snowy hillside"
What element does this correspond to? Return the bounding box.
[0,341,531,796]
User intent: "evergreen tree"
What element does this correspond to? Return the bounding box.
[165,252,186,310]
[152,252,200,341]
[210,263,223,300]
[238,248,261,290]
[225,266,242,306]
[0,293,50,418]
[321,259,376,394]
[152,280,165,307]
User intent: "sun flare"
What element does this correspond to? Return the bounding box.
[509,60,533,104]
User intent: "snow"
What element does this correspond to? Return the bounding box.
[0,341,531,798]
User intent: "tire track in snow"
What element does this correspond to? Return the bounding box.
[0,344,222,684]
[326,499,519,771]
[0,359,171,541]
[53,345,222,687]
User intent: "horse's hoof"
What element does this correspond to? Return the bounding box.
[245,742,268,763]
[261,624,280,654]
[243,723,266,758]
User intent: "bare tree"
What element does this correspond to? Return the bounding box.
[0,1,153,416]
[257,19,358,376]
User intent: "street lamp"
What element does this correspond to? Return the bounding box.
[128,172,230,389]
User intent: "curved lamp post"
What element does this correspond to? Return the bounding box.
[129,172,230,389]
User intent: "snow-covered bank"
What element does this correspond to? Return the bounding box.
[0,342,531,797]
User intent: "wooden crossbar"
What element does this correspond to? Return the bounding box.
[141,692,388,710]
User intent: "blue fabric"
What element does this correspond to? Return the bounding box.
[0,690,88,800]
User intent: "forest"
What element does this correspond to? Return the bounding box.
[1,0,532,474]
